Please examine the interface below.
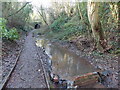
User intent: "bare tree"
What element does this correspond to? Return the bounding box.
[87,1,108,51]
[37,6,48,25]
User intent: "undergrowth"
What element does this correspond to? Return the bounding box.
[0,18,19,41]
[47,15,88,41]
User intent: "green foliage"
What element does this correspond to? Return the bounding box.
[50,15,69,31]
[0,18,7,26]
[2,2,33,31]
[48,2,90,41]
[114,49,120,54]
[8,28,19,40]
[43,2,119,55]
[48,13,88,41]
[63,23,74,28]
[63,16,79,28]
[0,18,19,40]
[0,18,7,38]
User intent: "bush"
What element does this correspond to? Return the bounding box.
[63,22,76,28]
[8,28,19,40]
[47,14,88,41]
[49,15,69,31]
[0,18,19,40]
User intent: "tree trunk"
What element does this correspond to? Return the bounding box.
[109,2,119,47]
[109,2,119,25]
[87,1,108,51]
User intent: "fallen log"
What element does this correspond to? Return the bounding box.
[73,71,101,87]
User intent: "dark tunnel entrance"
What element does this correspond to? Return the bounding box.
[34,24,40,29]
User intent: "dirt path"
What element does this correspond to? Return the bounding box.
[6,31,47,88]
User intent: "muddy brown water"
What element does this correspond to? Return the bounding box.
[36,37,98,81]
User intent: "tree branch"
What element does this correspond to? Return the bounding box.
[7,2,29,17]
[37,8,48,25]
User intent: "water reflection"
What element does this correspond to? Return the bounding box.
[36,38,96,80]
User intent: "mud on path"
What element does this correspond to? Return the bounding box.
[6,31,47,88]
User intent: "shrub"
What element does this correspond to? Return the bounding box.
[0,18,19,40]
[8,28,19,40]
[49,15,69,31]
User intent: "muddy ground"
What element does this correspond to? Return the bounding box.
[2,29,119,88]
[52,40,119,88]
[2,37,24,81]
[35,28,119,88]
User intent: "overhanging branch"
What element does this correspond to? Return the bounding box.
[7,2,29,17]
